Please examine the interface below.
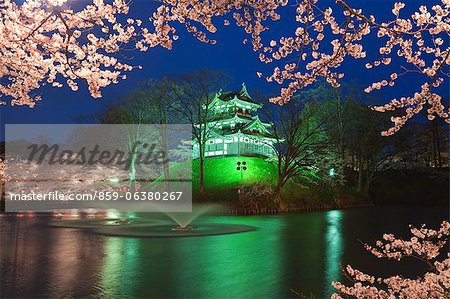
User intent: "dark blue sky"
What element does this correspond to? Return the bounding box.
[1,0,445,140]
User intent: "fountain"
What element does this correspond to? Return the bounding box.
[164,204,215,229]
[94,222,255,237]
[48,205,256,237]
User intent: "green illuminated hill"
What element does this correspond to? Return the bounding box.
[192,156,277,191]
[162,155,346,207]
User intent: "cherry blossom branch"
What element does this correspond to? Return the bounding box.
[332,221,450,298]
[1,0,141,106]
[255,0,450,135]
[1,0,448,136]
[17,11,55,42]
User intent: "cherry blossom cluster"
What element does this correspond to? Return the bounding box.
[0,0,142,107]
[260,0,362,100]
[144,0,286,50]
[364,2,450,135]
[0,159,5,182]
[1,0,287,107]
[2,0,448,135]
[255,0,449,135]
[3,158,130,194]
[331,221,450,298]
[150,0,449,134]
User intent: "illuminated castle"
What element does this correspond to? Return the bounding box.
[193,83,277,159]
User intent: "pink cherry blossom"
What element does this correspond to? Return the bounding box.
[1,0,448,135]
[332,221,450,298]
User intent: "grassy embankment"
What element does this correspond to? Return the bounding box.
[171,156,341,210]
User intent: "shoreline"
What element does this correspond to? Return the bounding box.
[1,201,447,217]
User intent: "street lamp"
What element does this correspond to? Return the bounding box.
[236,161,247,180]
[236,161,247,196]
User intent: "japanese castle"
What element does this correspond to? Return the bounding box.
[193,83,278,159]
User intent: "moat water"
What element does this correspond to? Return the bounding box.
[1,206,447,298]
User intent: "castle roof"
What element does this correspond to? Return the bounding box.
[215,117,276,140]
[216,83,261,106]
[209,113,252,123]
[241,116,271,133]
[210,127,277,140]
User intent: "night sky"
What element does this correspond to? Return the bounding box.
[1,0,445,140]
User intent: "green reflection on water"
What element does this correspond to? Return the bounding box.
[100,237,140,298]
[172,216,285,298]
[195,218,284,298]
[324,210,343,296]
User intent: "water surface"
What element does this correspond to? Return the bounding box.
[1,206,447,298]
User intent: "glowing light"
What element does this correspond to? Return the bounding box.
[106,209,120,219]
[329,168,335,177]
[108,178,120,183]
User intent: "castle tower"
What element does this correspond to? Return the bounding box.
[193,83,278,158]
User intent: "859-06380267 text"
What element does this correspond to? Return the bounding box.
[8,191,185,201]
